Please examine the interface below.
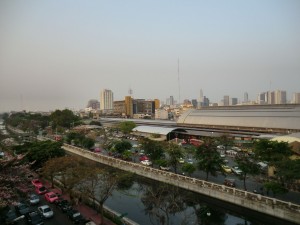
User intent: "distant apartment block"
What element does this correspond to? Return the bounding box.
[231,98,238,105]
[292,93,300,104]
[86,99,100,110]
[155,109,169,120]
[223,95,230,106]
[100,89,114,113]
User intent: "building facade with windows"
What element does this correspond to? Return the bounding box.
[100,89,114,113]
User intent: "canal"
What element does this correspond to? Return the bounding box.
[103,176,296,225]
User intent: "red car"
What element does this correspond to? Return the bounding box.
[45,192,59,203]
[31,179,43,187]
[35,185,47,195]
[139,155,149,161]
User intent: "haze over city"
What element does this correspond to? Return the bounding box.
[1,0,300,112]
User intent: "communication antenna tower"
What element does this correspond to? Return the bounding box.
[178,58,181,104]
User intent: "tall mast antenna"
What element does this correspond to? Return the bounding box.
[178,58,180,105]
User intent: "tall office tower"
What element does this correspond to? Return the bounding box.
[257,92,268,104]
[191,99,197,108]
[268,91,275,104]
[203,96,210,107]
[274,90,287,104]
[125,96,133,118]
[170,96,174,106]
[244,92,248,103]
[224,95,230,106]
[292,93,300,104]
[231,98,238,105]
[198,89,204,108]
[100,89,114,112]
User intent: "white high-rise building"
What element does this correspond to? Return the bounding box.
[100,89,114,112]
[292,93,300,104]
[274,90,287,104]
[244,92,248,103]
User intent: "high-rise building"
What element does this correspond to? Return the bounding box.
[125,96,133,118]
[191,99,197,108]
[292,93,300,104]
[275,90,287,104]
[224,95,230,106]
[86,99,100,110]
[170,96,174,106]
[257,92,268,104]
[203,96,210,107]
[100,89,114,113]
[231,98,238,105]
[154,99,160,109]
[244,92,248,103]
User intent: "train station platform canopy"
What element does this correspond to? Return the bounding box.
[132,126,187,140]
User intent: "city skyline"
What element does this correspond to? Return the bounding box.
[1,1,300,112]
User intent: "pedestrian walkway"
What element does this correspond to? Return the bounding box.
[42,179,116,225]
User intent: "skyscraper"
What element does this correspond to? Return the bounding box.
[100,89,114,113]
[244,92,248,103]
[292,93,300,104]
[170,96,174,106]
[224,95,230,106]
[275,90,287,104]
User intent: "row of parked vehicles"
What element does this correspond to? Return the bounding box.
[4,178,95,225]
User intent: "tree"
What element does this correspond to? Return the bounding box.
[263,181,288,197]
[166,143,184,174]
[50,109,80,129]
[254,140,292,165]
[113,140,132,155]
[95,169,119,225]
[118,121,136,135]
[181,163,196,176]
[25,141,65,168]
[235,154,260,190]
[195,138,224,181]
[141,184,186,225]
[140,138,164,167]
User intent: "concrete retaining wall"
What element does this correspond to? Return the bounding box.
[62,144,300,224]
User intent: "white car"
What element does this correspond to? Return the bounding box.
[141,160,152,166]
[231,166,243,175]
[38,205,54,218]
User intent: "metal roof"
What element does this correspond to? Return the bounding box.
[271,132,300,143]
[177,105,300,130]
[132,126,186,135]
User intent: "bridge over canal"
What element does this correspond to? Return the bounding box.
[62,144,300,224]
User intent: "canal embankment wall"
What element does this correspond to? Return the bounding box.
[62,144,300,224]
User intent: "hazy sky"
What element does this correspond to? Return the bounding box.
[1,0,300,112]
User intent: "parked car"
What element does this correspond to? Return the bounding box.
[231,166,243,175]
[221,165,232,173]
[139,155,149,161]
[187,158,193,164]
[67,209,86,224]
[28,194,40,205]
[224,178,236,187]
[141,160,152,166]
[15,202,30,216]
[35,186,47,195]
[4,207,18,224]
[178,158,185,164]
[31,179,43,188]
[37,205,54,219]
[24,211,44,225]
[55,199,72,212]
[44,192,59,203]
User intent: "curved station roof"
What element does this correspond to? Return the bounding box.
[177,104,300,133]
[132,126,186,135]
